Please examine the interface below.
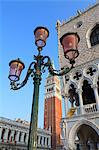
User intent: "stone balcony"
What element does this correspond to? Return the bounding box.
[76,103,98,115]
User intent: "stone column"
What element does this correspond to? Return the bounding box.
[60,121,66,139]
[64,96,68,116]
[0,127,3,141]
[97,143,99,149]
[26,133,29,144]
[21,132,25,143]
[92,85,99,110]
[48,137,51,148]
[78,89,84,114]
[65,121,68,140]
[79,143,83,150]
[87,139,98,150]
[89,142,96,150]
[15,131,20,143]
[10,130,15,143]
[38,135,40,145]
[41,136,44,146]
[3,128,9,142]
[45,136,47,147]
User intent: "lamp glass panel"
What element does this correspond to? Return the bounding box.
[9,74,18,81]
[62,35,78,53]
[65,50,78,60]
[36,39,45,47]
[62,34,79,60]
[16,63,24,76]
[9,61,24,81]
[35,28,49,47]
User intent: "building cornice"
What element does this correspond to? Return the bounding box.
[60,2,98,27]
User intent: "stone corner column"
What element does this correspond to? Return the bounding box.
[64,96,69,116]
[78,89,84,114]
[92,84,99,110]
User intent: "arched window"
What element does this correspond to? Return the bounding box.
[90,24,99,46]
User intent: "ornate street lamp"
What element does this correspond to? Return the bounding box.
[8,26,80,150]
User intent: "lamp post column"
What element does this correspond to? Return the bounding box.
[28,54,42,150]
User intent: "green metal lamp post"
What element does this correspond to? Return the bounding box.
[8,26,80,150]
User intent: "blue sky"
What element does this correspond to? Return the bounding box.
[0,0,96,128]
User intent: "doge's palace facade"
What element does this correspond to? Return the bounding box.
[0,117,51,150]
[57,2,99,150]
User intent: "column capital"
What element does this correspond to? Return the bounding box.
[91,84,98,89]
[77,89,83,94]
[63,94,69,99]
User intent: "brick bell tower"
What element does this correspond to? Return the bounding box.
[44,70,62,150]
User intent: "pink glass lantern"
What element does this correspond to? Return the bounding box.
[60,33,80,64]
[34,26,49,48]
[8,58,25,81]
